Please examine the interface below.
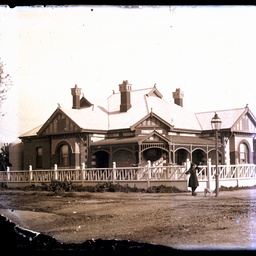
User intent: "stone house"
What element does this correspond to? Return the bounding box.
[17,81,256,170]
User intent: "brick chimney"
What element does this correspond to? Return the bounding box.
[71,84,82,109]
[172,88,184,107]
[119,80,132,112]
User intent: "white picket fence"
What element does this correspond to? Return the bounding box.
[0,165,188,183]
[1,160,256,191]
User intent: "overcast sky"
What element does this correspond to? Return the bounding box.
[1,5,256,143]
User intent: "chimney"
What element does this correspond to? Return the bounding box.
[71,84,82,109]
[172,88,184,107]
[119,80,132,112]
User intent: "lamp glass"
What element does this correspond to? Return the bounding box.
[211,112,222,130]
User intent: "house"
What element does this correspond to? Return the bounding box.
[17,81,256,170]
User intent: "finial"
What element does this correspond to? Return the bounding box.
[57,103,61,108]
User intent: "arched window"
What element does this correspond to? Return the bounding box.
[59,144,70,167]
[240,143,249,164]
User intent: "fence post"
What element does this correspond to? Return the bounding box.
[6,166,10,186]
[29,165,33,185]
[207,158,212,190]
[137,166,141,180]
[186,159,191,170]
[54,164,58,180]
[113,162,116,184]
[185,159,190,189]
[147,160,151,188]
[82,163,85,185]
[236,165,240,187]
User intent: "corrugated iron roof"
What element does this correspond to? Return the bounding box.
[19,124,43,138]
[146,96,202,131]
[91,134,216,147]
[19,84,250,138]
[170,135,215,145]
[195,108,246,130]
[91,136,144,146]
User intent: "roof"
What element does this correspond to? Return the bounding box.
[195,108,246,130]
[170,135,215,145]
[107,88,151,130]
[106,87,201,131]
[91,136,143,146]
[19,83,255,138]
[19,124,43,138]
[60,104,109,131]
[146,96,202,131]
[91,134,216,147]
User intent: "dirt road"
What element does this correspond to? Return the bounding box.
[0,189,256,250]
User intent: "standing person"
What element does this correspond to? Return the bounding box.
[185,163,199,196]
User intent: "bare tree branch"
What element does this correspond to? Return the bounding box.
[0,58,13,116]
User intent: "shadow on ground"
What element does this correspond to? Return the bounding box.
[1,214,252,255]
[0,214,174,255]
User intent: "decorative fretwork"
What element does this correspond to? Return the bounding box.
[140,143,169,153]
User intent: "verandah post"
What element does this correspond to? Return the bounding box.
[207,158,212,190]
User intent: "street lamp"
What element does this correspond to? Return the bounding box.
[211,112,222,197]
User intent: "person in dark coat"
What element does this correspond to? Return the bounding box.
[185,163,199,196]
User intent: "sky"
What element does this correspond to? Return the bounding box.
[1,5,256,143]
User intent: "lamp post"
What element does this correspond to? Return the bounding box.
[211,112,222,197]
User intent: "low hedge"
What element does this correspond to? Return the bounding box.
[22,181,184,194]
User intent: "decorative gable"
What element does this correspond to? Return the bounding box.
[80,95,92,108]
[146,85,163,98]
[143,133,168,143]
[38,108,81,136]
[232,112,256,133]
[131,111,173,136]
[139,131,170,152]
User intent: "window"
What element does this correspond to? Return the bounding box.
[240,143,249,164]
[59,144,70,167]
[36,147,42,169]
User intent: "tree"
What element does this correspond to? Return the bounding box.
[0,143,11,171]
[0,58,12,116]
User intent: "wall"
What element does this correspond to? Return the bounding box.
[9,142,23,170]
[229,135,254,164]
[208,178,256,189]
[22,137,51,170]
